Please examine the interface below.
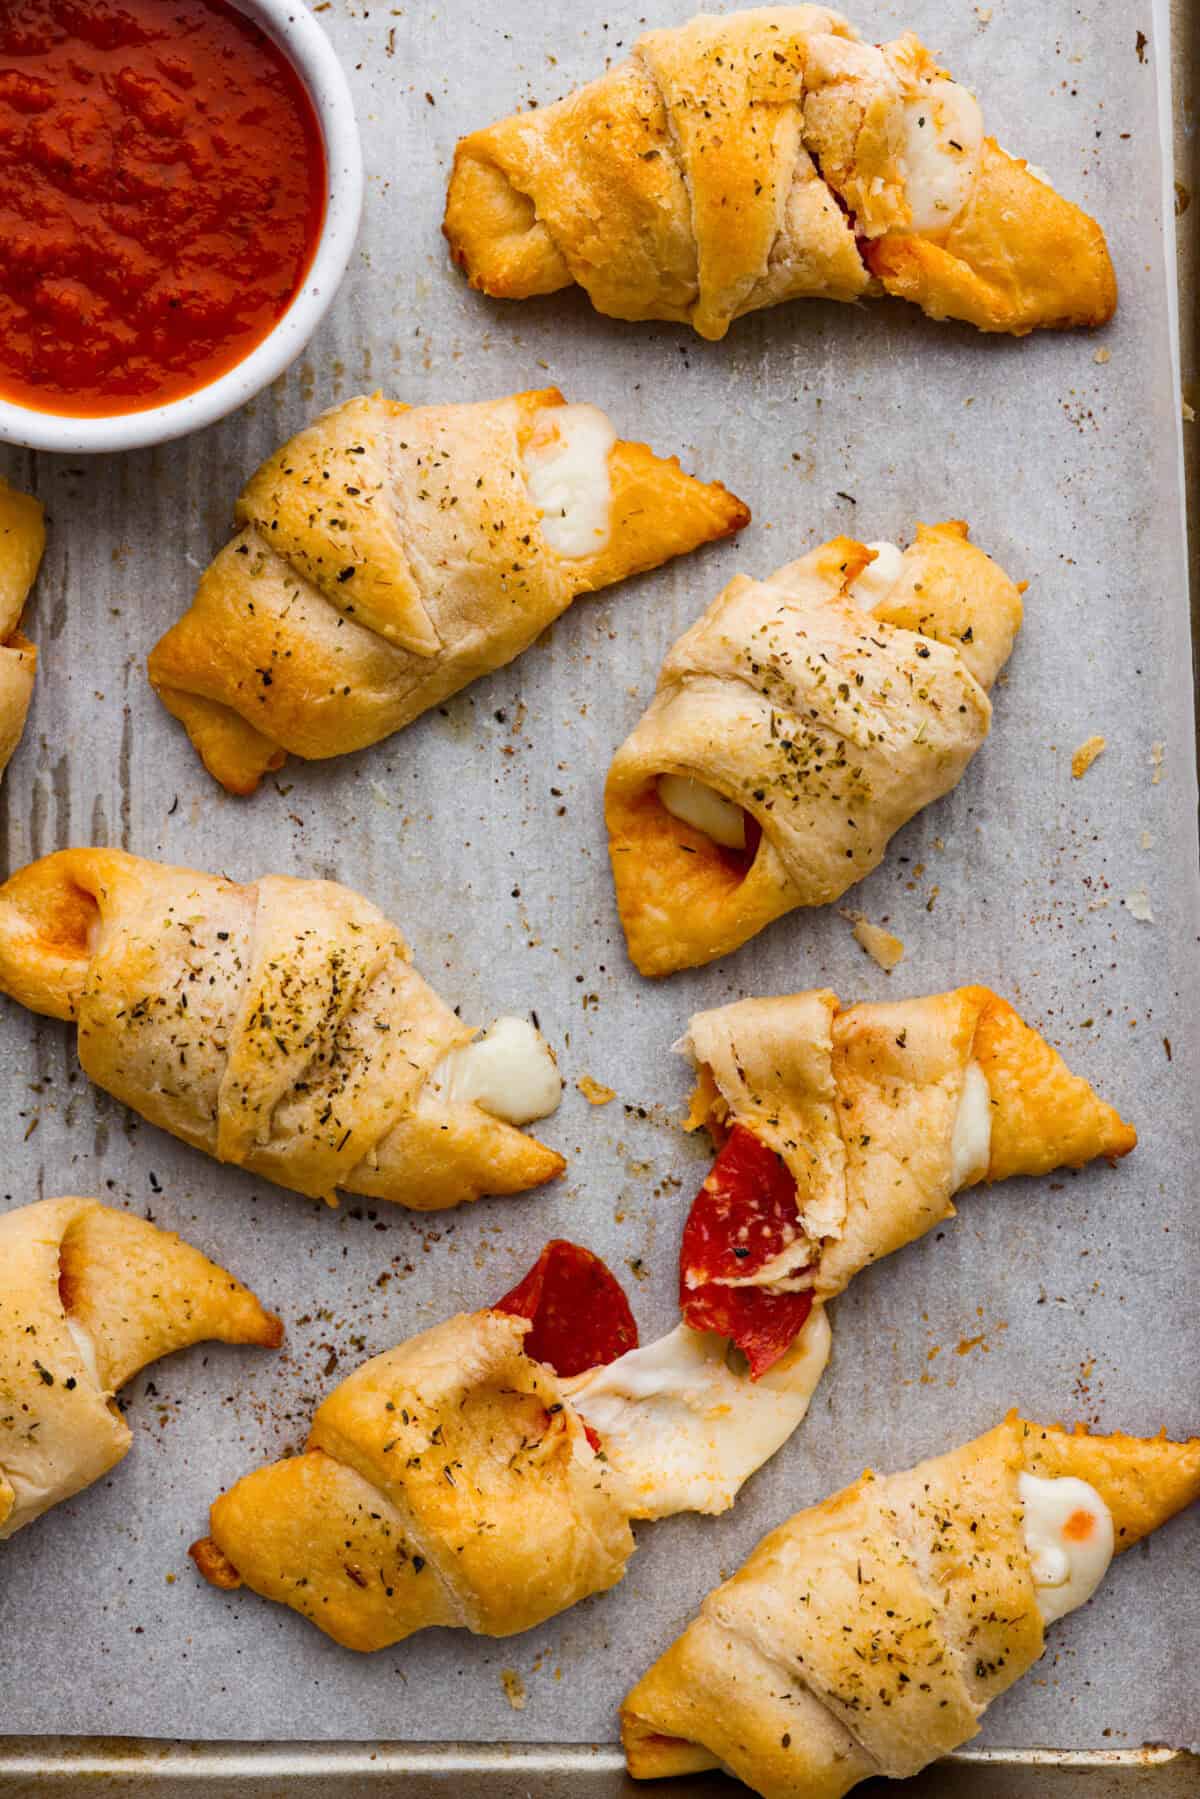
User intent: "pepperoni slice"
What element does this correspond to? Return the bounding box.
[494,1239,638,1378]
[679,1123,815,1379]
[680,1281,814,1382]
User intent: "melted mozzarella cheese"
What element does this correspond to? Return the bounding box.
[900,78,984,233]
[430,1016,562,1126]
[564,1307,832,1520]
[1018,1472,1114,1625]
[657,774,747,851]
[65,1314,103,1392]
[950,1059,992,1189]
[522,402,616,559]
[847,540,905,611]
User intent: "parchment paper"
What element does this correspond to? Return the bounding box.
[0,0,1195,1752]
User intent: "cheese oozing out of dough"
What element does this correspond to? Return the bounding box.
[847,540,905,611]
[1018,1471,1115,1625]
[563,1306,832,1519]
[656,774,747,851]
[430,1016,562,1126]
[64,1314,104,1392]
[522,402,617,559]
[900,77,984,233]
[950,1058,992,1189]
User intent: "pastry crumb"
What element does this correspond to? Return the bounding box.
[500,1668,527,1711]
[1071,734,1106,778]
[1141,829,1154,849]
[577,1075,616,1105]
[1093,347,1111,364]
[843,911,904,971]
[1150,741,1165,784]
[1124,887,1154,923]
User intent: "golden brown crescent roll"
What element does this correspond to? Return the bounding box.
[607,523,1024,975]
[0,1196,281,1537]
[147,387,749,794]
[445,9,1116,340]
[190,1308,636,1648]
[0,477,45,783]
[621,1414,1200,1793]
[190,1239,840,1646]
[678,985,1136,1316]
[0,848,566,1211]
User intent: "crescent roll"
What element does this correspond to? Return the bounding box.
[0,1196,281,1537]
[147,387,749,794]
[445,8,1116,340]
[607,523,1024,975]
[0,478,45,784]
[190,1305,637,1649]
[678,985,1135,1357]
[622,1414,1200,1793]
[189,1240,833,1647]
[0,848,566,1211]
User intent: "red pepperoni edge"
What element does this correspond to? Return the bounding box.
[681,1281,814,1382]
[680,1123,815,1379]
[494,1239,639,1379]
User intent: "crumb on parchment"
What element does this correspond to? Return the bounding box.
[500,1668,527,1711]
[1071,735,1106,778]
[1124,887,1154,923]
[577,1075,616,1106]
[1151,741,1165,784]
[841,910,904,972]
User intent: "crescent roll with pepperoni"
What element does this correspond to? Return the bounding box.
[190,1243,639,1649]
[0,1196,280,1537]
[607,522,1024,975]
[559,986,1133,1521]
[0,478,44,785]
[190,1241,833,1647]
[0,848,565,1213]
[147,388,748,794]
[445,8,1116,340]
[675,984,1136,1377]
[622,1415,1200,1795]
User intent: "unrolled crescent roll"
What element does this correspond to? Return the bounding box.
[147,387,749,794]
[445,8,1116,340]
[607,522,1024,975]
[622,1414,1200,1794]
[678,985,1135,1334]
[191,1306,638,1649]
[0,1196,281,1537]
[0,848,566,1212]
[0,477,45,784]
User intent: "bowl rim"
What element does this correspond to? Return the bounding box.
[0,0,363,457]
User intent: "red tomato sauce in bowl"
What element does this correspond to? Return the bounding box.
[0,0,327,418]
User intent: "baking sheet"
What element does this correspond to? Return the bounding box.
[0,0,1196,1758]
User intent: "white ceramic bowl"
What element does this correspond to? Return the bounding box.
[0,0,363,456]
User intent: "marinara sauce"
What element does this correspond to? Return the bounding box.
[0,0,327,417]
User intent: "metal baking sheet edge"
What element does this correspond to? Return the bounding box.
[0,1741,1196,1796]
[1,0,1195,1788]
